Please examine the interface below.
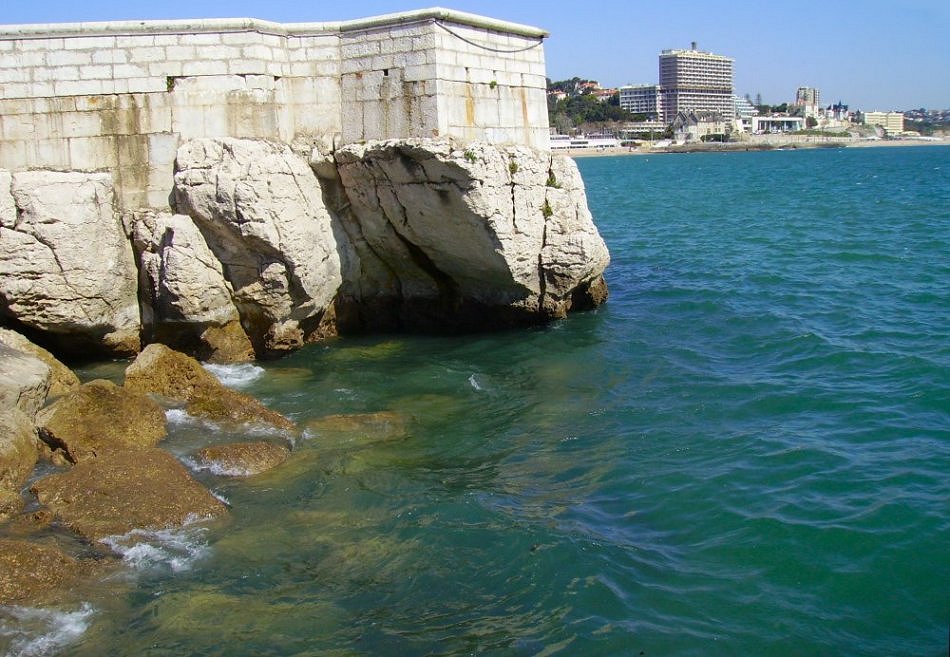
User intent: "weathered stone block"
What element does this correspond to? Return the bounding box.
[130,46,166,62]
[47,50,91,66]
[182,60,229,76]
[165,45,196,60]
[63,35,115,50]
[0,67,29,84]
[241,44,275,61]
[93,49,128,64]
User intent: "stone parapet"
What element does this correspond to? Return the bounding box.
[0,8,550,209]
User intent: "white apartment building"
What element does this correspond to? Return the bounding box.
[733,95,758,132]
[658,43,734,123]
[619,84,662,117]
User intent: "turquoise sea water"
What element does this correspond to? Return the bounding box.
[3,145,949,656]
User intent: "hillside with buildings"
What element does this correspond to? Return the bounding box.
[548,42,948,149]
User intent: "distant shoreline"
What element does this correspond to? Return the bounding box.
[563,138,947,158]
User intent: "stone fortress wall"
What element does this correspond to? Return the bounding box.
[0,8,550,209]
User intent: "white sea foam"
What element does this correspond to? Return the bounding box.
[99,524,211,574]
[0,603,94,657]
[202,363,265,388]
[468,374,482,391]
[180,455,253,478]
[164,408,194,426]
[166,408,294,443]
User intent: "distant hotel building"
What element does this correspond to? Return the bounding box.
[658,43,734,123]
[619,42,734,127]
[618,84,661,117]
[859,111,904,135]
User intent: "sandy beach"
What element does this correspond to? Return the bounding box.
[561,137,947,158]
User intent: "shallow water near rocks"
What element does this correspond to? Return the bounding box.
[3,145,949,656]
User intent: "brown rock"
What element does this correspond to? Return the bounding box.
[30,448,227,541]
[0,408,38,521]
[0,539,86,605]
[0,328,80,397]
[124,344,294,430]
[200,321,256,364]
[35,379,167,463]
[193,441,290,476]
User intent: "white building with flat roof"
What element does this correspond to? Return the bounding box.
[658,43,734,123]
[619,84,661,117]
[860,111,904,135]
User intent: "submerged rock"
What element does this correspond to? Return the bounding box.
[30,448,227,541]
[0,170,140,357]
[0,408,38,521]
[124,343,295,431]
[192,441,291,476]
[35,379,167,463]
[304,411,410,447]
[0,328,79,398]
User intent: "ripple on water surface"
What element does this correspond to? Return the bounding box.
[6,146,949,657]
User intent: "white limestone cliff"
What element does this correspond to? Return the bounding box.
[0,138,608,360]
[172,139,343,355]
[0,170,141,356]
[328,139,609,329]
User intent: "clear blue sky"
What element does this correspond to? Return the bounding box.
[3,0,948,110]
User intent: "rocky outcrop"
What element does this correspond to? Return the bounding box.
[0,138,608,362]
[131,210,255,362]
[325,139,610,330]
[0,170,141,357]
[30,448,227,541]
[173,139,343,356]
[192,441,291,476]
[0,343,51,418]
[0,328,80,397]
[0,408,38,521]
[35,379,167,463]
[124,343,295,431]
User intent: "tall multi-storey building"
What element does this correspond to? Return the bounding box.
[796,87,820,107]
[795,86,821,118]
[618,84,662,117]
[658,43,734,123]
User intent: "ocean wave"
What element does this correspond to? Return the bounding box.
[202,363,265,388]
[99,524,212,574]
[0,603,94,657]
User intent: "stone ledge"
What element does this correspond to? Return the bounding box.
[0,8,548,40]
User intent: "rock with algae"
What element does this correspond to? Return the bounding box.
[35,379,167,463]
[192,441,291,477]
[124,343,294,431]
[30,448,227,542]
